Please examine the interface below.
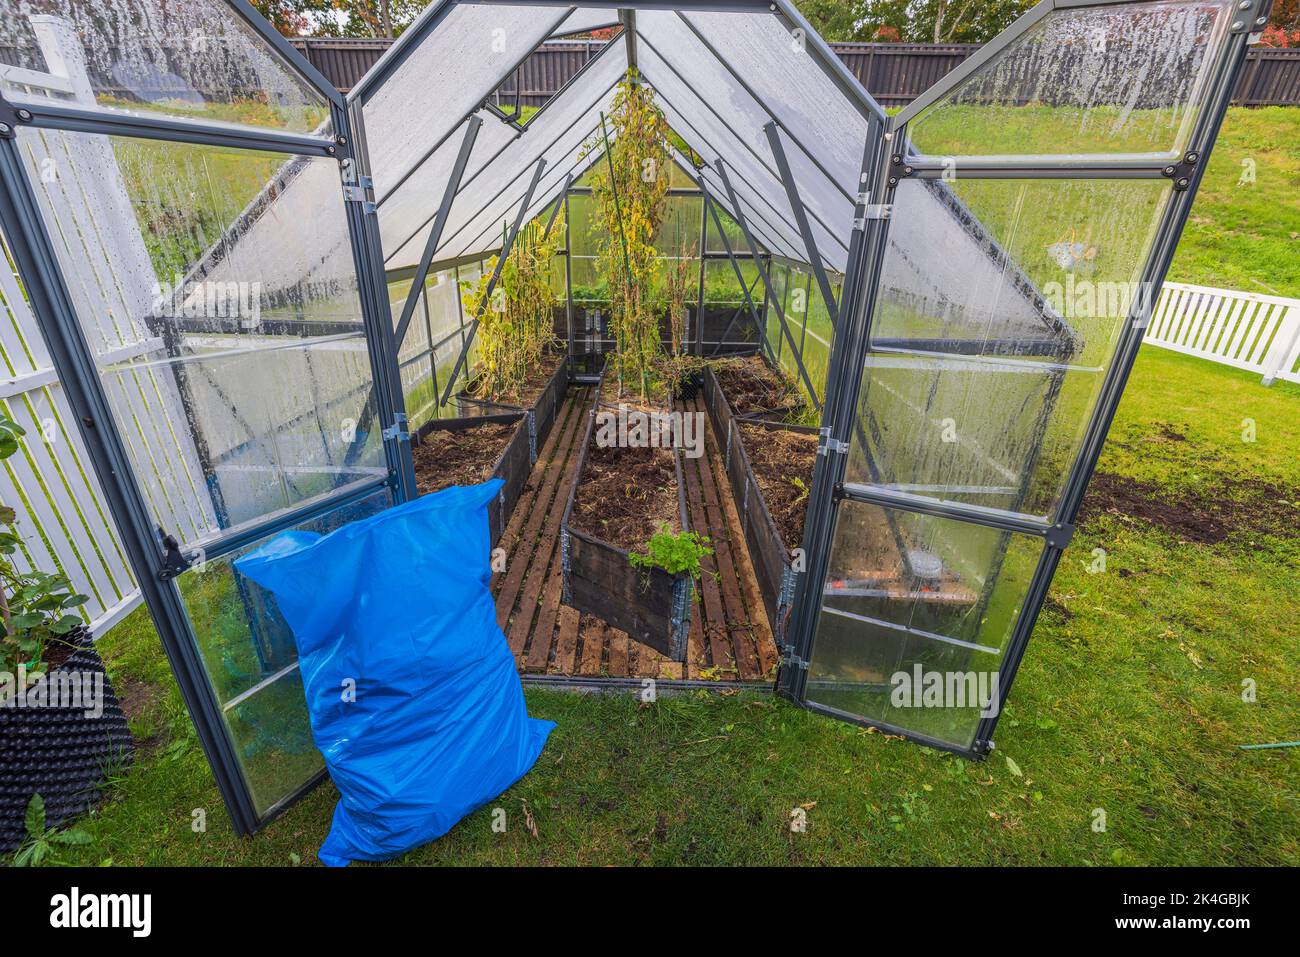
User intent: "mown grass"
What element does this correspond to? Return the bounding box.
[46,346,1297,867]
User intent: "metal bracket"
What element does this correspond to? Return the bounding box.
[818,428,849,456]
[886,154,916,187]
[158,532,193,581]
[0,95,27,139]
[1161,151,1202,191]
[1044,521,1076,550]
[382,412,410,443]
[780,650,809,672]
[855,203,891,229]
[341,182,377,214]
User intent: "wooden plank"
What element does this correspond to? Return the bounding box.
[576,618,605,676]
[607,627,629,677]
[552,604,582,674]
[493,390,579,581]
[689,397,763,680]
[699,401,779,678]
[510,403,589,656]
[494,393,585,633]
[676,414,737,677]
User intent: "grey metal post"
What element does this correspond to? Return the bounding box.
[394,116,482,352]
[695,191,709,355]
[716,160,820,410]
[338,100,417,502]
[440,157,548,404]
[765,121,842,329]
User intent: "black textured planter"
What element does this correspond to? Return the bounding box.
[0,626,134,853]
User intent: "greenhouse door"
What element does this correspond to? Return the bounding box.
[782,0,1259,757]
[0,2,412,833]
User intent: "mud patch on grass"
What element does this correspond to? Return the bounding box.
[115,675,166,757]
[1078,472,1300,544]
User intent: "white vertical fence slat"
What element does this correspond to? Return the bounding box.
[1143,282,1300,386]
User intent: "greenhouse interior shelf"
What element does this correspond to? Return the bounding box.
[0,0,1261,835]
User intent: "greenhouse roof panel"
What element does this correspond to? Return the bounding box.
[382,35,626,269]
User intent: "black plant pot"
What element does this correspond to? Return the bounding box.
[673,368,704,401]
[0,626,134,853]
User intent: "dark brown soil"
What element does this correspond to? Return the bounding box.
[711,355,799,417]
[412,421,518,496]
[738,422,817,550]
[570,441,680,553]
[1078,472,1300,545]
[466,352,564,408]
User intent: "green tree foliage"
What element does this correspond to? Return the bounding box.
[794,0,1035,43]
[253,0,424,38]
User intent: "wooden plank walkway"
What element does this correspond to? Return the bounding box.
[491,388,778,684]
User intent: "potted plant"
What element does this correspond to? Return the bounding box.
[0,414,133,854]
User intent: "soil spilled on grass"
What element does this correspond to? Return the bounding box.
[1078,472,1300,544]
[571,441,680,553]
[711,355,798,417]
[412,421,517,495]
[738,422,817,550]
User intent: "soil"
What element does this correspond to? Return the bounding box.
[1077,472,1300,545]
[738,422,817,550]
[412,421,518,495]
[465,351,564,408]
[570,440,681,553]
[597,365,673,413]
[711,355,799,417]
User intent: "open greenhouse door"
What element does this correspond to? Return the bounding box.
[0,0,412,832]
[782,0,1265,757]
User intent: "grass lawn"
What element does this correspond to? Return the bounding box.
[47,345,1297,867]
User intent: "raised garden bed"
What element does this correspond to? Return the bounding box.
[560,375,694,661]
[455,351,569,461]
[723,417,819,646]
[411,411,531,546]
[702,353,803,448]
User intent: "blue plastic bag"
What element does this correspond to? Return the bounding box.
[234,479,555,866]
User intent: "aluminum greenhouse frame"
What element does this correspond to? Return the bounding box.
[0,0,1265,833]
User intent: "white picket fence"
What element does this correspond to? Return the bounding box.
[1144,281,1300,386]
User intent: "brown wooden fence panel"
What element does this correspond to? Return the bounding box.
[287,38,1300,108]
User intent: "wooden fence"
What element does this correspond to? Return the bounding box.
[288,38,1300,107]
[1144,283,1300,386]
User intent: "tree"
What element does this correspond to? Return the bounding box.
[252,0,424,38]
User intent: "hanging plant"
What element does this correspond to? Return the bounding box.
[585,69,671,402]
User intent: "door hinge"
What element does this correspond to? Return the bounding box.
[382,412,410,443]
[342,181,376,214]
[781,651,809,672]
[818,428,848,456]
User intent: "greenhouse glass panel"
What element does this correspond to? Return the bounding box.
[906,0,1235,159]
[360,2,575,191]
[637,10,857,269]
[16,128,387,541]
[806,500,1043,751]
[377,115,517,269]
[0,0,332,135]
[848,176,1172,519]
[176,488,391,817]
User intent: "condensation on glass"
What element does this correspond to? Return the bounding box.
[17,127,387,541]
[907,0,1235,159]
[0,0,332,135]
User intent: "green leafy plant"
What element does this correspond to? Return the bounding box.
[628,523,712,581]
[0,413,88,675]
[585,69,672,400]
[789,476,810,504]
[11,794,92,867]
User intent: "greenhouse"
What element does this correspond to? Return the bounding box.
[0,0,1260,835]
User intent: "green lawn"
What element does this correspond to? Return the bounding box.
[43,345,1297,867]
